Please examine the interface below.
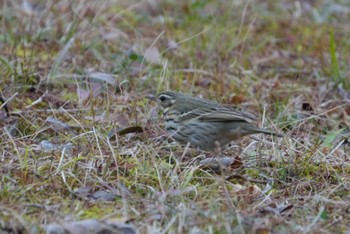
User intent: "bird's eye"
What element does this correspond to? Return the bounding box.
[159,96,167,102]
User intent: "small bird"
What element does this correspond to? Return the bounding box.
[151,91,281,151]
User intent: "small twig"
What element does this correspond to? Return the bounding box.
[0,92,18,116]
[25,90,48,109]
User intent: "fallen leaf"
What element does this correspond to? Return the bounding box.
[236,185,263,203]
[88,72,117,85]
[117,126,143,136]
[43,219,136,234]
[0,111,7,121]
[46,116,72,130]
[77,88,90,104]
[102,29,128,41]
[259,201,294,215]
[199,157,242,172]
[167,39,178,51]
[228,94,246,105]
[119,146,139,156]
[144,46,162,65]
[74,186,93,199]
[92,190,118,201]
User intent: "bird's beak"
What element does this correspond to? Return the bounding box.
[145,94,157,102]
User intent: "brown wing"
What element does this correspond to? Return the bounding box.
[178,107,254,123]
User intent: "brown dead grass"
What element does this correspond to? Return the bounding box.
[1,0,350,233]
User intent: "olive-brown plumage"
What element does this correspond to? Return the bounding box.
[154,91,281,151]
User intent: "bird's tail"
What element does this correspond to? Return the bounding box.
[257,128,283,137]
[244,125,283,137]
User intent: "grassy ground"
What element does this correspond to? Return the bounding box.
[1,0,350,233]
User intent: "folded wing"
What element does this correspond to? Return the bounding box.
[178,107,255,123]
